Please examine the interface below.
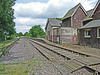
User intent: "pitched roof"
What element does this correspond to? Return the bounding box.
[80,19,100,29]
[82,9,93,21]
[62,3,87,20]
[45,18,62,29]
[90,0,100,17]
[83,0,100,22]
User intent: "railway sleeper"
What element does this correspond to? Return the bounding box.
[31,40,100,64]
[31,40,71,60]
[32,39,91,57]
[30,39,100,74]
[84,66,100,74]
[29,41,67,75]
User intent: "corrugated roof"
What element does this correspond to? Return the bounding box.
[81,19,100,29]
[62,3,87,20]
[45,18,62,29]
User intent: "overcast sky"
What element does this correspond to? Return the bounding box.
[14,0,97,33]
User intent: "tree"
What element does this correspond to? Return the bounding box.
[29,25,45,38]
[24,32,29,36]
[18,32,23,36]
[0,0,16,41]
[24,32,31,37]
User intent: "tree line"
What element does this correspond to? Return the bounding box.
[0,0,45,41]
[19,25,46,38]
[0,0,16,41]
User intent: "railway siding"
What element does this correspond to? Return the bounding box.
[62,60,84,73]
[33,39,91,57]
[75,57,100,66]
[30,38,100,74]
[35,38,100,58]
[29,40,68,75]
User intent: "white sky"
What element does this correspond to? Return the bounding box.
[14,0,98,33]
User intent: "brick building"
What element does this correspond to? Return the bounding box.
[61,3,87,43]
[79,0,100,48]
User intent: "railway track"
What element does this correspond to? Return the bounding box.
[28,40,68,75]
[28,38,100,75]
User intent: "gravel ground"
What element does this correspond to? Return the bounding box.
[1,38,98,75]
[1,38,62,75]
[1,38,35,63]
[32,39,99,75]
[30,41,69,74]
[72,68,94,75]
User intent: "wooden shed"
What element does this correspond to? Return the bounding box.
[61,3,87,43]
[79,0,100,48]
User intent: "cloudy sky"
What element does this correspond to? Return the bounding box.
[14,0,97,33]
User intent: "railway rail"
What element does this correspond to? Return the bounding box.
[28,38,100,75]
[28,40,68,75]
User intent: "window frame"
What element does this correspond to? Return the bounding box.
[97,27,100,38]
[84,29,91,38]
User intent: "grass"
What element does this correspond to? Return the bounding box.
[0,64,27,75]
[32,72,35,75]
[62,43,81,49]
[0,59,43,75]
[0,38,17,48]
[0,38,19,56]
[27,59,42,70]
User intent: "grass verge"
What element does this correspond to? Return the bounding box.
[0,38,17,48]
[0,59,43,75]
[0,38,19,57]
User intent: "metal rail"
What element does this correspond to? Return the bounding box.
[29,39,100,74]
[29,41,65,75]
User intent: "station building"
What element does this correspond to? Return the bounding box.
[79,0,100,48]
[61,3,87,43]
[45,3,87,44]
[45,0,100,48]
[45,18,61,43]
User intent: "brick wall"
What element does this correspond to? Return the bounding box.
[93,3,100,20]
[79,28,100,48]
[60,27,77,43]
[72,7,86,29]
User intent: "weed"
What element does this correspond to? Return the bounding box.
[33,72,35,75]
[27,64,31,67]
[24,69,29,73]
[0,59,43,75]
[0,65,5,71]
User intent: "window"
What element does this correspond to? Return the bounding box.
[84,29,90,37]
[97,28,100,38]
